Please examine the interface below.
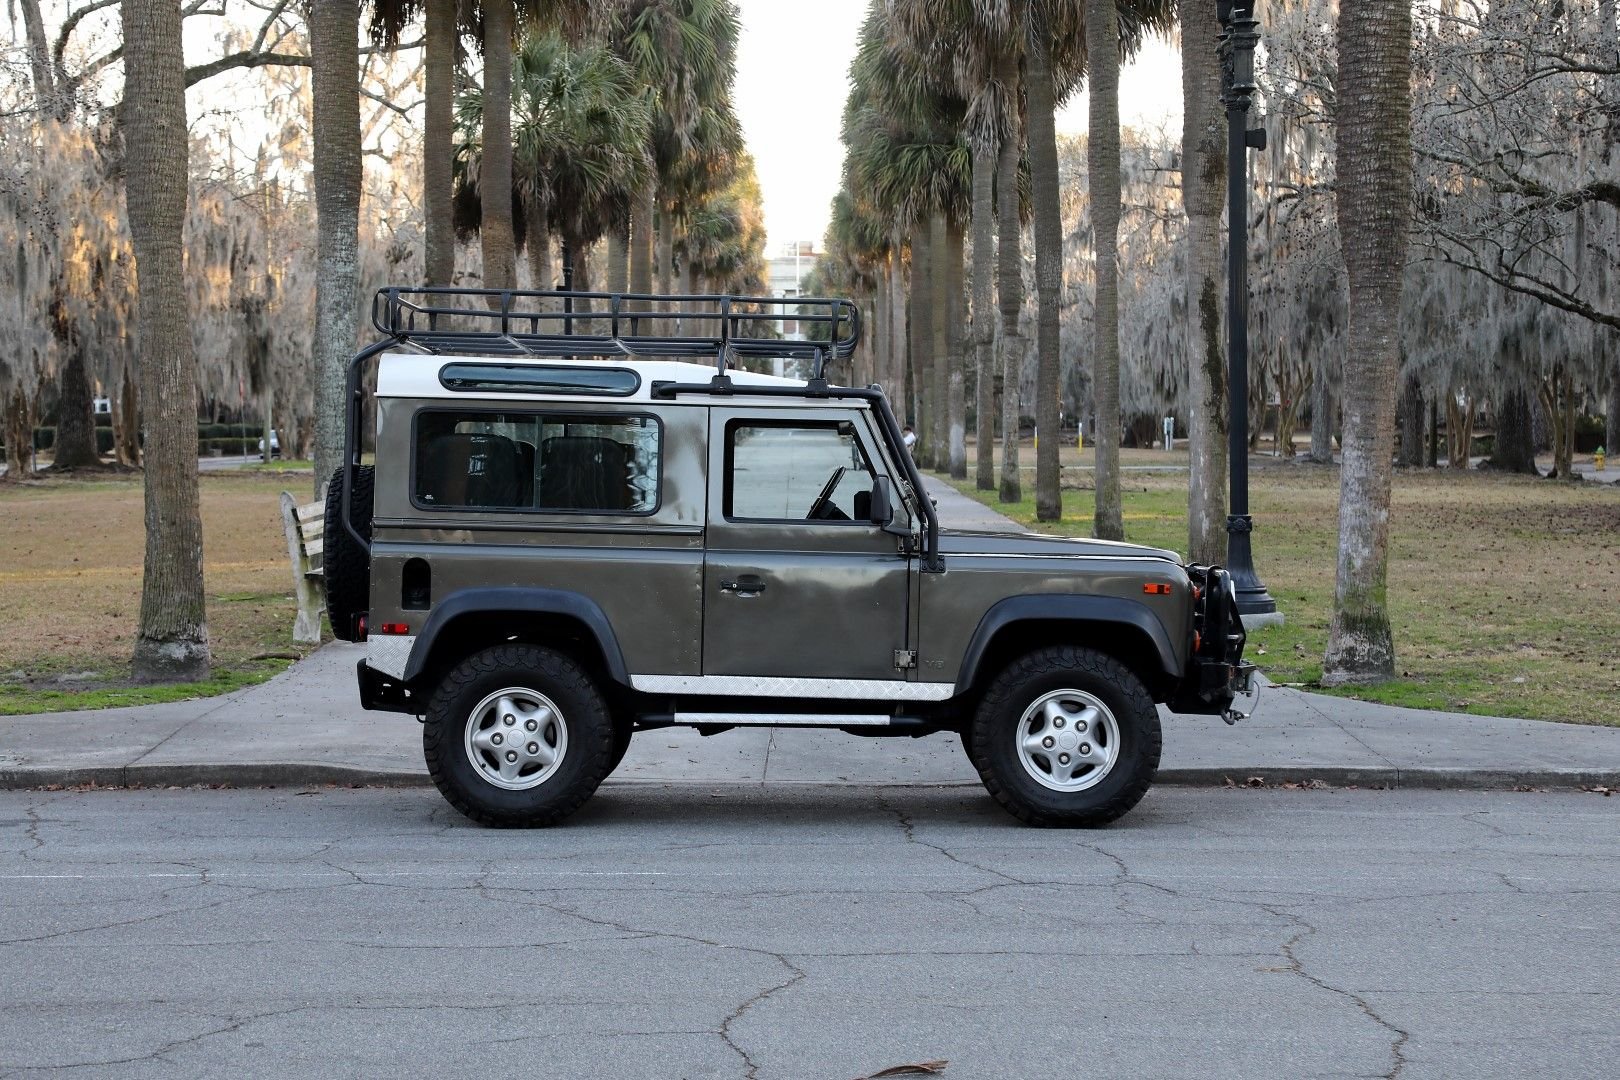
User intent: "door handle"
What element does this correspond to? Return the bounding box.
[719,574,766,597]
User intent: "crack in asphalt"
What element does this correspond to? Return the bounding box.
[1265,905,1411,1079]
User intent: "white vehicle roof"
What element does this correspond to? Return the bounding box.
[376,351,860,406]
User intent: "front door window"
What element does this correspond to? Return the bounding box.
[726,420,876,523]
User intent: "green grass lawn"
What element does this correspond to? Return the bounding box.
[0,472,319,715]
[947,456,1620,726]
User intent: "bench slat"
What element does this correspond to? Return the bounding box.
[299,518,324,541]
[296,502,324,523]
[304,537,324,558]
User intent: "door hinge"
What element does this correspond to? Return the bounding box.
[893,649,917,670]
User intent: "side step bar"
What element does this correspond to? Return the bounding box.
[677,712,892,727]
[633,712,937,735]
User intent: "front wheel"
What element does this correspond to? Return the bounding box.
[423,645,614,827]
[966,646,1161,827]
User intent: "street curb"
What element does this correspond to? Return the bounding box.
[2,762,1617,792]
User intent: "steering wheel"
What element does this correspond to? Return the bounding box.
[806,467,850,521]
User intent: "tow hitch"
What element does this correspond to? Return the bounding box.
[1222,661,1260,725]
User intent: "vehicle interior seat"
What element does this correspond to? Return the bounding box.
[418,432,526,508]
[539,436,631,511]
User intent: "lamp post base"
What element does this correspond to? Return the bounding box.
[1225,513,1283,627]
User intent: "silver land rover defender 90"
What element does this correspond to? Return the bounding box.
[328,288,1253,828]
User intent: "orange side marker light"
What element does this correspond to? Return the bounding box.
[1143,583,1173,596]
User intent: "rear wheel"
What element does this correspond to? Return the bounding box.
[423,644,614,827]
[323,465,373,641]
[966,646,1161,827]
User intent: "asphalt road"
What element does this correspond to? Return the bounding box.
[1,785,1615,1079]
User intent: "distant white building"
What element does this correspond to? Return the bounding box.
[767,241,818,341]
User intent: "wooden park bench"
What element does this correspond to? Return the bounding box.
[280,486,326,644]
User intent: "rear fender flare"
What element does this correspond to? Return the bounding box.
[402,587,630,685]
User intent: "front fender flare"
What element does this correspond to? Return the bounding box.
[954,594,1181,695]
[401,587,630,685]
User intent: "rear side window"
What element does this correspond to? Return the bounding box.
[414,410,660,514]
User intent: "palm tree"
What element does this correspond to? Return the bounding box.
[310,0,362,493]
[424,0,458,285]
[842,3,971,471]
[1322,0,1413,684]
[481,0,517,290]
[1087,0,1124,538]
[1025,9,1069,521]
[123,0,209,681]
[680,155,770,297]
[1181,0,1228,564]
[609,0,742,300]
[367,0,461,286]
[995,45,1025,503]
[455,32,653,297]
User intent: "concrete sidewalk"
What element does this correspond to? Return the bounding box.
[3,475,1618,792]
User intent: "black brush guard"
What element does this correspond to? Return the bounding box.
[1172,565,1257,720]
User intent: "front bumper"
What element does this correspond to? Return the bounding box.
[1167,566,1252,717]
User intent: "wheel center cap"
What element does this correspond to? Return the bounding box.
[1057,730,1081,752]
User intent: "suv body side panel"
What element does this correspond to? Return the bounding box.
[701,405,913,681]
[918,552,1192,692]
[366,396,707,681]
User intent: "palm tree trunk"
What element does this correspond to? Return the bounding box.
[116,371,140,466]
[124,0,209,682]
[971,141,996,490]
[911,222,935,469]
[996,50,1024,504]
[1182,0,1227,561]
[310,0,361,494]
[1308,354,1335,462]
[607,225,629,293]
[1086,0,1121,537]
[424,0,456,286]
[945,217,968,479]
[572,239,593,310]
[1397,372,1424,468]
[873,270,890,396]
[1602,0,1619,454]
[929,212,951,471]
[658,211,675,299]
[631,184,655,297]
[1322,0,1412,685]
[480,0,516,291]
[1027,28,1063,521]
[888,245,907,415]
[526,210,552,290]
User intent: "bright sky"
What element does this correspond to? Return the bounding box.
[732,0,1185,254]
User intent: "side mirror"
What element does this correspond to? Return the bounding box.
[869,477,910,536]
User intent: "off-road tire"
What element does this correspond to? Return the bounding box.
[966,646,1161,827]
[323,465,373,641]
[424,645,615,827]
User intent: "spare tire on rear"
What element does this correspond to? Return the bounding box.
[323,465,374,641]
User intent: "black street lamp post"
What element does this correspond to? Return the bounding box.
[1217,0,1280,622]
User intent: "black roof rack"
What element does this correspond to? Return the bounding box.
[371,287,859,380]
